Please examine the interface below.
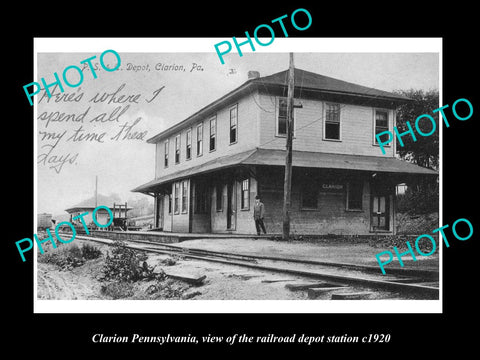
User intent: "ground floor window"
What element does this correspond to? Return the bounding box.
[181,180,188,213]
[241,179,250,210]
[216,184,223,211]
[347,180,363,210]
[174,183,180,214]
[301,182,318,209]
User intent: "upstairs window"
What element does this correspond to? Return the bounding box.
[230,105,238,144]
[324,103,340,140]
[175,134,180,164]
[197,123,203,156]
[164,140,169,168]
[277,98,288,136]
[277,97,297,136]
[374,110,389,144]
[186,128,192,160]
[209,116,216,151]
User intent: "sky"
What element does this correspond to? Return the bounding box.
[35,39,440,217]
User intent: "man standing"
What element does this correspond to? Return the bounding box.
[253,195,267,235]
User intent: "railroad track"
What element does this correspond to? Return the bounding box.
[69,233,440,299]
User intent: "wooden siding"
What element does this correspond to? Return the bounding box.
[257,93,396,157]
[154,93,259,179]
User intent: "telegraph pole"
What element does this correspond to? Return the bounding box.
[282,53,295,241]
[95,175,98,208]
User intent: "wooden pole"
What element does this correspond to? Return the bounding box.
[282,53,295,241]
[95,175,98,208]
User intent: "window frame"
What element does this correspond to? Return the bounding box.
[209,116,216,152]
[373,108,390,146]
[275,97,297,137]
[216,184,223,212]
[241,178,250,210]
[181,180,188,214]
[196,123,203,157]
[229,104,238,145]
[168,193,172,214]
[300,182,318,210]
[175,134,181,164]
[186,128,192,160]
[323,102,341,141]
[174,182,180,214]
[164,139,169,168]
[346,180,363,211]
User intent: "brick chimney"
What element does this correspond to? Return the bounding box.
[248,71,260,80]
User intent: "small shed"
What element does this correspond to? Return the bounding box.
[65,194,132,230]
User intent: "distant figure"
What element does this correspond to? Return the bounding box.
[253,195,267,236]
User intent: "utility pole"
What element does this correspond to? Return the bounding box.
[95,175,98,208]
[282,53,295,241]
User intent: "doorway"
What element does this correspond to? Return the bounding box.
[371,195,390,231]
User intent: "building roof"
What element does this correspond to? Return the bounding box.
[258,68,410,101]
[65,194,133,213]
[132,148,437,194]
[147,67,409,144]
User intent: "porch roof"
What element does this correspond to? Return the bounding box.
[131,149,258,194]
[244,148,438,174]
[132,148,437,194]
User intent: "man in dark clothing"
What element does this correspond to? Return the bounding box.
[253,195,267,235]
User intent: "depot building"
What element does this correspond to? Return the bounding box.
[132,68,437,235]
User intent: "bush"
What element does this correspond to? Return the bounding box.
[39,244,85,270]
[100,281,134,299]
[81,243,102,260]
[38,242,104,270]
[397,180,439,215]
[142,277,185,300]
[101,240,156,282]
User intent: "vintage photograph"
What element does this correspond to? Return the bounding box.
[34,40,440,311]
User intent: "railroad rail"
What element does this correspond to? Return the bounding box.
[69,233,440,299]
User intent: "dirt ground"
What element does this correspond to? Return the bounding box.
[173,238,440,271]
[36,236,439,301]
[36,239,307,301]
[37,258,105,300]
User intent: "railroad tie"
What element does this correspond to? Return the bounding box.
[331,292,373,300]
[308,286,349,299]
[285,281,344,291]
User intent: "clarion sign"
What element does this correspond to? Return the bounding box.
[321,184,344,192]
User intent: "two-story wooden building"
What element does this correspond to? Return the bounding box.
[132,68,437,235]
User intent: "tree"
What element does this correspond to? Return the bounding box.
[393,89,439,170]
[394,89,439,214]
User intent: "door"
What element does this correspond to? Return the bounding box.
[371,195,389,231]
[226,182,236,230]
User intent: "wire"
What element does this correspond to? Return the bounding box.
[254,69,402,149]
